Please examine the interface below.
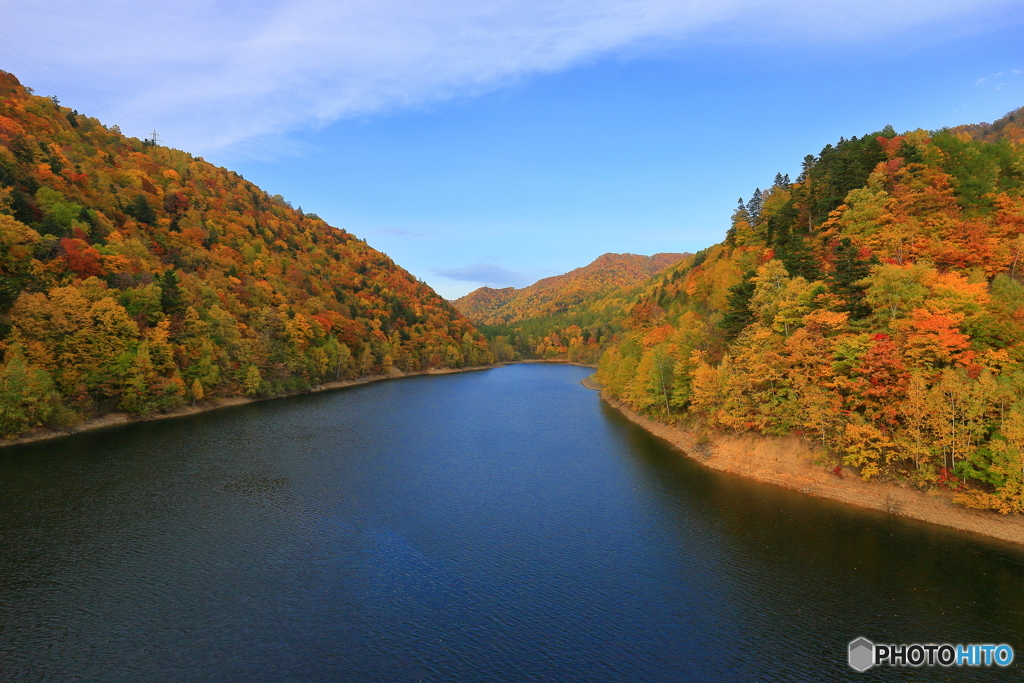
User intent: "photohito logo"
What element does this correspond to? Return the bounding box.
[848,638,1014,671]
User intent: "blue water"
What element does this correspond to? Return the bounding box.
[1,364,1021,681]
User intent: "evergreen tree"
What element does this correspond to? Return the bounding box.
[776,232,821,282]
[721,271,757,339]
[125,194,156,224]
[899,139,925,164]
[159,269,185,316]
[765,197,799,247]
[746,188,763,225]
[725,199,749,246]
[800,154,817,182]
[805,134,886,226]
[828,238,875,319]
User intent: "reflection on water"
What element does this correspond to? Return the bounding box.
[1,364,1021,681]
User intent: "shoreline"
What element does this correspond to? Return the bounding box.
[586,381,1024,547]
[12,361,1021,544]
[1,365,497,450]
[1,360,591,450]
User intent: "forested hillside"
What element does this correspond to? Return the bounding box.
[453,286,517,322]
[591,118,1024,514]
[952,105,1024,145]
[0,70,491,438]
[456,252,684,324]
[455,252,684,362]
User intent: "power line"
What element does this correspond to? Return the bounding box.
[0,27,151,136]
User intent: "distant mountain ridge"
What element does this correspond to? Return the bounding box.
[952,106,1024,145]
[454,252,687,325]
[453,286,516,320]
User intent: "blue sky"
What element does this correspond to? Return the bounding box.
[1,1,1022,298]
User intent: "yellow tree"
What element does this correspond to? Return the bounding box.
[0,345,66,436]
[861,262,931,321]
[625,344,673,415]
[243,365,262,396]
[191,378,204,405]
[749,260,817,336]
[120,343,159,414]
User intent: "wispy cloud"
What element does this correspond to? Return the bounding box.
[976,69,1022,89]
[434,262,533,287]
[1,1,1015,154]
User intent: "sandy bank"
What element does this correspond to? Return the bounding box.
[588,383,1024,546]
[1,365,496,450]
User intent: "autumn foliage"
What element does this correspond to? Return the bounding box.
[455,252,686,363]
[0,70,491,435]
[457,252,684,324]
[500,116,1024,515]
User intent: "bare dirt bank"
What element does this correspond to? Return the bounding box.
[591,384,1024,546]
[1,365,496,450]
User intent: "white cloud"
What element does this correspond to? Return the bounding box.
[0,0,1014,154]
[433,262,533,287]
[976,69,1022,89]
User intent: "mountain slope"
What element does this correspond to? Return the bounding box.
[952,106,1024,145]
[585,122,1024,514]
[469,117,1024,514]
[453,286,516,322]
[0,70,491,437]
[454,252,686,325]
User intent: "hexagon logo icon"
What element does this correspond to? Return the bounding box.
[848,637,875,672]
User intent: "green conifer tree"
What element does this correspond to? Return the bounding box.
[828,238,875,319]
[721,271,757,340]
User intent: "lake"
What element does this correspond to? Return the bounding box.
[1,364,1021,681]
